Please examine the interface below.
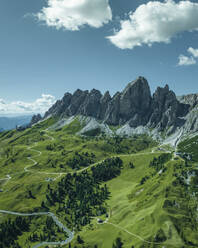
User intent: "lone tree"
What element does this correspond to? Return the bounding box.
[129,162,135,168]
[77,235,84,244]
[154,228,167,242]
[28,190,35,199]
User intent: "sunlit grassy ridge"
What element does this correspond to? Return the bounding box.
[0,117,198,247]
[178,134,198,162]
[75,157,184,248]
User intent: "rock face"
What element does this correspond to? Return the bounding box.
[30,114,42,126]
[78,89,102,118]
[43,76,193,134]
[148,85,189,133]
[99,91,111,120]
[119,77,152,127]
[177,94,198,110]
[177,94,198,134]
[44,93,72,117]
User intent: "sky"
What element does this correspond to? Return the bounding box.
[0,0,198,115]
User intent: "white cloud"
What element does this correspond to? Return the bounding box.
[0,99,6,105]
[177,46,198,66]
[188,47,198,58]
[0,94,55,115]
[107,0,198,49]
[178,54,196,66]
[36,0,112,31]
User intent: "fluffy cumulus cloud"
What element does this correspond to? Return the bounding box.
[107,0,198,49]
[0,94,55,115]
[36,0,112,31]
[188,47,198,58]
[178,55,196,66]
[178,47,198,66]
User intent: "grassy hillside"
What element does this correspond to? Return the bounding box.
[178,134,198,162]
[0,118,198,248]
[72,154,198,248]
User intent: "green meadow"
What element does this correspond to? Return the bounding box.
[0,117,198,248]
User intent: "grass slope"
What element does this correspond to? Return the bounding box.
[0,118,198,248]
[178,134,198,162]
[74,155,186,248]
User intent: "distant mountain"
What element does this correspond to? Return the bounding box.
[43,76,198,140]
[0,115,32,131]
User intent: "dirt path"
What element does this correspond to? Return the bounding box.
[0,130,175,247]
[106,222,163,245]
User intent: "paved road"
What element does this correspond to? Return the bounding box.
[0,129,174,247]
[0,210,74,248]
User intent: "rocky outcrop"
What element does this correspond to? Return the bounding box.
[177,94,198,134]
[148,85,188,133]
[101,77,152,126]
[78,89,102,118]
[66,89,88,116]
[177,94,198,109]
[104,92,121,125]
[99,91,111,120]
[43,76,192,134]
[44,92,72,118]
[182,109,198,134]
[119,77,152,127]
[30,114,42,126]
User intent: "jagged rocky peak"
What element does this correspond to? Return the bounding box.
[101,91,111,102]
[44,92,72,118]
[103,91,121,125]
[152,84,177,113]
[43,76,191,134]
[121,76,151,109]
[99,91,111,119]
[66,89,88,116]
[148,84,185,132]
[77,89,102,118]
[178,93,198,109]
[122,76,150,95]
[119,76,152,127]
[177,94,198,134]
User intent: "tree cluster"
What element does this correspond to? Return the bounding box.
[67,151,96,170]
[149,153,171,172]
[28,216,66,243]
[0,216,31,248]
[91,157,123,182]
[102,135,156,154]
[44,170,110,230]
[43,157,123,230]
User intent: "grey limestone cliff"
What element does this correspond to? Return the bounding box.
[43,76,193,134]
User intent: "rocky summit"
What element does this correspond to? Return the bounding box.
[43,76,198,137]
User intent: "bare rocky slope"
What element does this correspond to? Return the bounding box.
[32,76,198,141]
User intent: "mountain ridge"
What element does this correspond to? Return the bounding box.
[40,76,198,138]
[1,79,198,247]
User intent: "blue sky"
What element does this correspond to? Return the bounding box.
[0,0,198,115]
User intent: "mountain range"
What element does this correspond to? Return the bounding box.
[0,115,32,131]
[1,77,198,248]
[32,76,198,143]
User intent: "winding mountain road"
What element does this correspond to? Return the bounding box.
[0,210,74,248]
[0,129,175,247]
[0,130,74,247]
[24,131,67,180]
